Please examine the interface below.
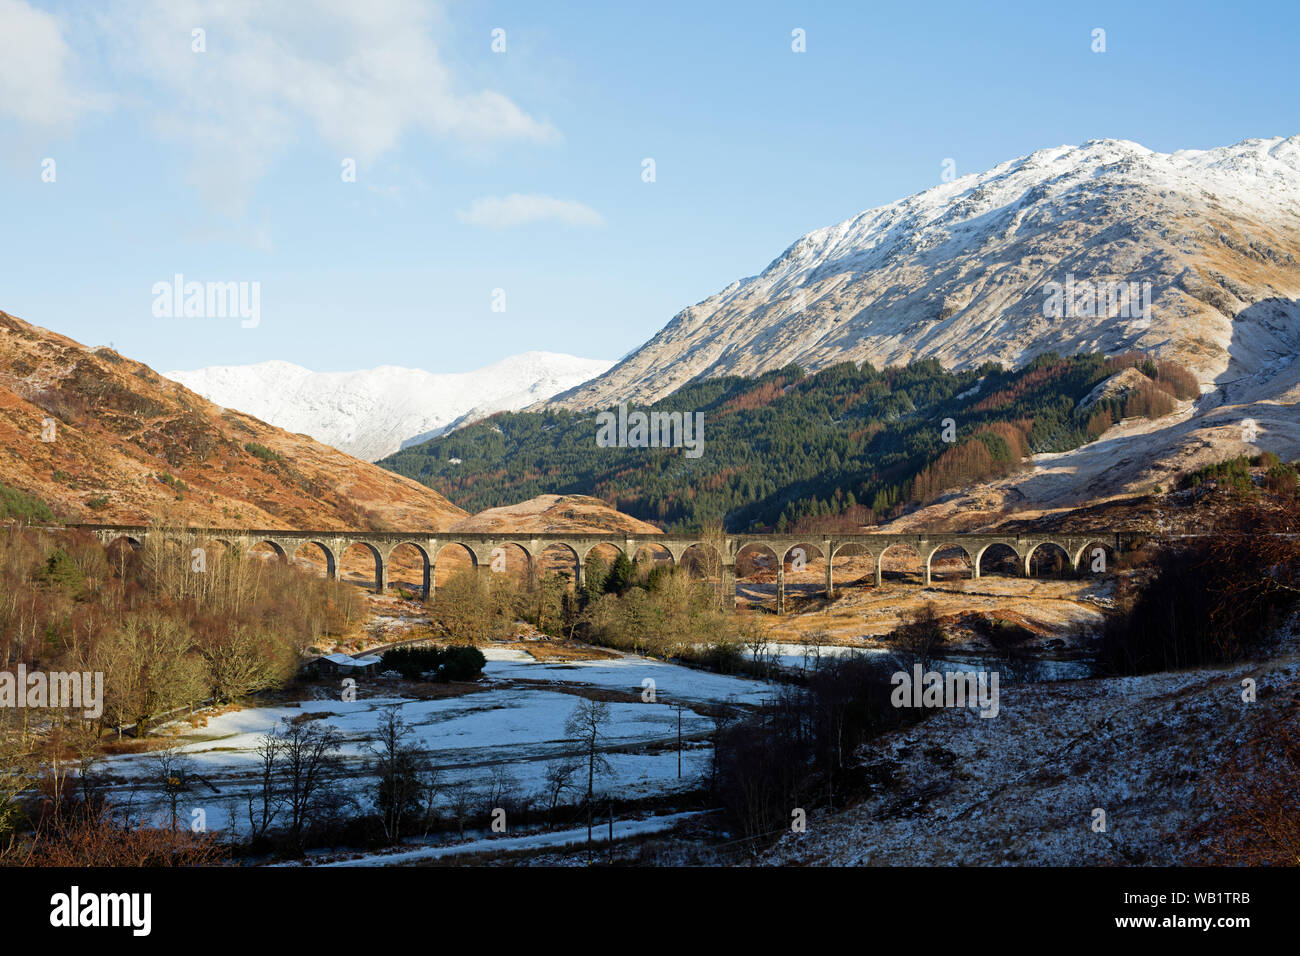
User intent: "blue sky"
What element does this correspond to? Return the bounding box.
[2,0,1297,373]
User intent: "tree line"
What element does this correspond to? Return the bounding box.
[379,351,1199,532]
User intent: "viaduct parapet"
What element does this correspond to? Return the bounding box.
[69,524,1140,612]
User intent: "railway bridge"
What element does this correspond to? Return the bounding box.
[70,524,1142,613]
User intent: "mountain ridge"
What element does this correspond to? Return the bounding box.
[166,351,614,461]
[545,135,1300,411]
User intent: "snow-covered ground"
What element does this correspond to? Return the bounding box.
[99,646,769,838]
[741,642,1091,681]
[282,811,704,867]
[480,645,770,705]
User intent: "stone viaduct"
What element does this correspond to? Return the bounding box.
[71,524,1141,613]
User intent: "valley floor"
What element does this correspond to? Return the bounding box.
[89,562,1291,866]
[96,638,769,846]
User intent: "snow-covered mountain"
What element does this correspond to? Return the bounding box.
[165,352,613,461]
[548,136,1300,411]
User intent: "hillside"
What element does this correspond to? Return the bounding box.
[379,351,1197,532]
[450,494,663,535]
[165,352,613,461]
[0,310,467,530]
[762,629,1300,866]
[549,136,1300,411]
[885,342,1300,531]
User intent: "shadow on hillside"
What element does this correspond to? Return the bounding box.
[1210,296,1300,399]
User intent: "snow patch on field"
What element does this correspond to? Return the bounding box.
[289,811,703,867]
[99,648,768,837]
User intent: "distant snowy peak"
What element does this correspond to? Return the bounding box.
[548,136,1300,411]
[165,352,613,461]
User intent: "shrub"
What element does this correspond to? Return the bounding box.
[382,646,443,678]
[977,617,1036,651]
[244,442,282,463]
[438,646,486,682]
[1264,463,1298,497]
[1098,528,1300,675]
[680,640,744,673]
[380,644,485,681]
[712,654,927,849]
[1196,683,1300,865]
[0,482,54,522]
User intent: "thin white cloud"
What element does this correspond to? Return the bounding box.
[456,193,605,229]
[0,0,105,127]
[83,0,559,215]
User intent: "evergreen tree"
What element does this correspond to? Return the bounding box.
[605,552,633,595]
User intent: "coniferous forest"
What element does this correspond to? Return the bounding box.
[379,351,1198,532]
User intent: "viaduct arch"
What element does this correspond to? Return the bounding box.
[75,525,1142,611]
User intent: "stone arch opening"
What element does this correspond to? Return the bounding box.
[779,542,827,602]
[583,541,625,564]
[1073,541,1117,576]
[103,535,143,578]
[292,540,337,581]
[433,542,478,592]
[193,536,231,568]
[1025,541,1071,579]
[680,541,729,606]
[340,540,385,593]
[582,542,627,594]
[537,543,581,590]
[878,542,924,586]
[679,542,722,579]
[199,537,234,560]
[927,544,974,584]
[487,542,533,589]
[388,542,431,599]
[976,542,1020,578]
[830,542,875,591]
[178,536,229,588]
[250,539,288,563]
[136,535,190,588]
[105,534,143,552]
[734,542,776,578]
[632,542,674,586]
[782,542,825,570]
[735,542,780,610]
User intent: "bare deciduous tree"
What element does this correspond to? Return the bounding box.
[368,705,425,845]
[248,731,284,840]
[543,760,579,814]
[565,697,613,857]
[153,745,194,832]
[893,601,945,674]
[446,780,478,838]
[276,718,342,849]
[565,697,613,806]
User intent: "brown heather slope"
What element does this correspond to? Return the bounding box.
[450,494,663,534]
[0,310,467,530]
